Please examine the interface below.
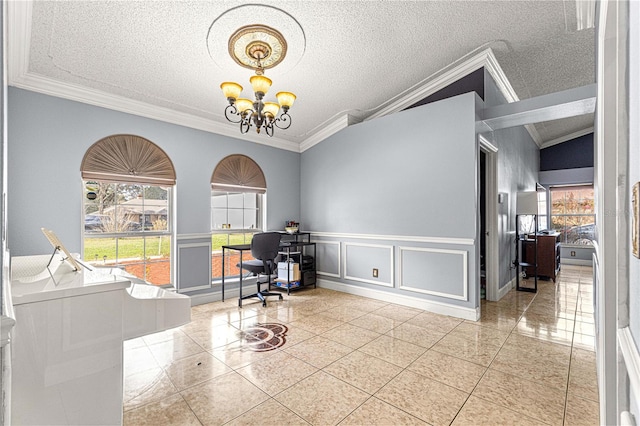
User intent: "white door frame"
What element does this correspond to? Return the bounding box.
[596,0,630,423]
[478,135,499,301]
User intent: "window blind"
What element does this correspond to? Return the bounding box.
[81,134,176,185]
[211,154,266,194]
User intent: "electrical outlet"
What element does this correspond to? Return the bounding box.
[372,268,379,278]
[571,251,576,257]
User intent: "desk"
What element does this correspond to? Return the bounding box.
[279,231,311,243]
[221,241,317,305]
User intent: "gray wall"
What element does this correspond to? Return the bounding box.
[560,245,594,263]
[302,94,476,237]
[301,92,479,312]
[482,69,540,290]
[7,88,301,257]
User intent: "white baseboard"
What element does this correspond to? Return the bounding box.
[619,327,640,415]
[187,278,262,306]
[317,278,478,321]
[560,258,593,266]
[497,277,516,300]
[189,290,222,306]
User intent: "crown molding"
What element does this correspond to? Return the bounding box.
[363,48,543,147]
[10,72,301,152]
[7,1,542,152]
[540,126,594,149]
[6,0,32,84]
[367,49,490,121]
[6,1,300,153]
[299,114,361,152]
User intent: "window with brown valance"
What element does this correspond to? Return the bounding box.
[81,134,176,185]
[211,154,266,194]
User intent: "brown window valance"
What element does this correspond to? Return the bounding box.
[81,134,176,185]
[211,154,266,194]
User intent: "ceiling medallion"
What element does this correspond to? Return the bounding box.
[228,24,288,72]
[220,25,297,137]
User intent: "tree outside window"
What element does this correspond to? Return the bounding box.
[83,181,172,285]
[550,185,595,245]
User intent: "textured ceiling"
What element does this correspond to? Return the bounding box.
[9,1,595,150]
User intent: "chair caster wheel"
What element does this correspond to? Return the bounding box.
[279,295,283,300]
[262,302,267,307]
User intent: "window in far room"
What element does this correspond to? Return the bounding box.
[210,154,266,282]
[550,184,595,245]
[81,134,176,286]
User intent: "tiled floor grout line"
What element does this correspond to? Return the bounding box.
[262,305,419,423]
[451,272,589,425]
[319,296,534,423]
[448,289,539,425]
[128,335,207,424]
[315,309,461,425]
[184,305,321,425]
[263,301,384,424]
[124,273,597,425]
[562,276,582,426]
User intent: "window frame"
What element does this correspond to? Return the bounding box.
[82,181,174,286]
[549,184,596,246]
[210,189,265,234]
[209,154,268,283]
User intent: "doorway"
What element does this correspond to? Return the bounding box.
[480,151,487,299]
[479,136,499,301]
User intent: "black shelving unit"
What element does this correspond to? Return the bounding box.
[271,240,316,295]
[515,214,538,293]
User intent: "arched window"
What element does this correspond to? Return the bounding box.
[81,134,175,286]
[210,154,266,280]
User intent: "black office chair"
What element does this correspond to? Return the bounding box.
[236,232,284,307]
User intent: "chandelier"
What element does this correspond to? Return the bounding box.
[220,25,297,137]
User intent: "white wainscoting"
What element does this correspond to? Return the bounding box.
[176,241,212,293]
[312,240,341,278]
[560,258,593,266]
[343,242,394,287]
[318,277,479,320]
[619,327,640,417]
[398,246,468,301]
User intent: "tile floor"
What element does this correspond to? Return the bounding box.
[123,265,599,425]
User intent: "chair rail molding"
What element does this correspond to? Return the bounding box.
[309,231,474,246]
